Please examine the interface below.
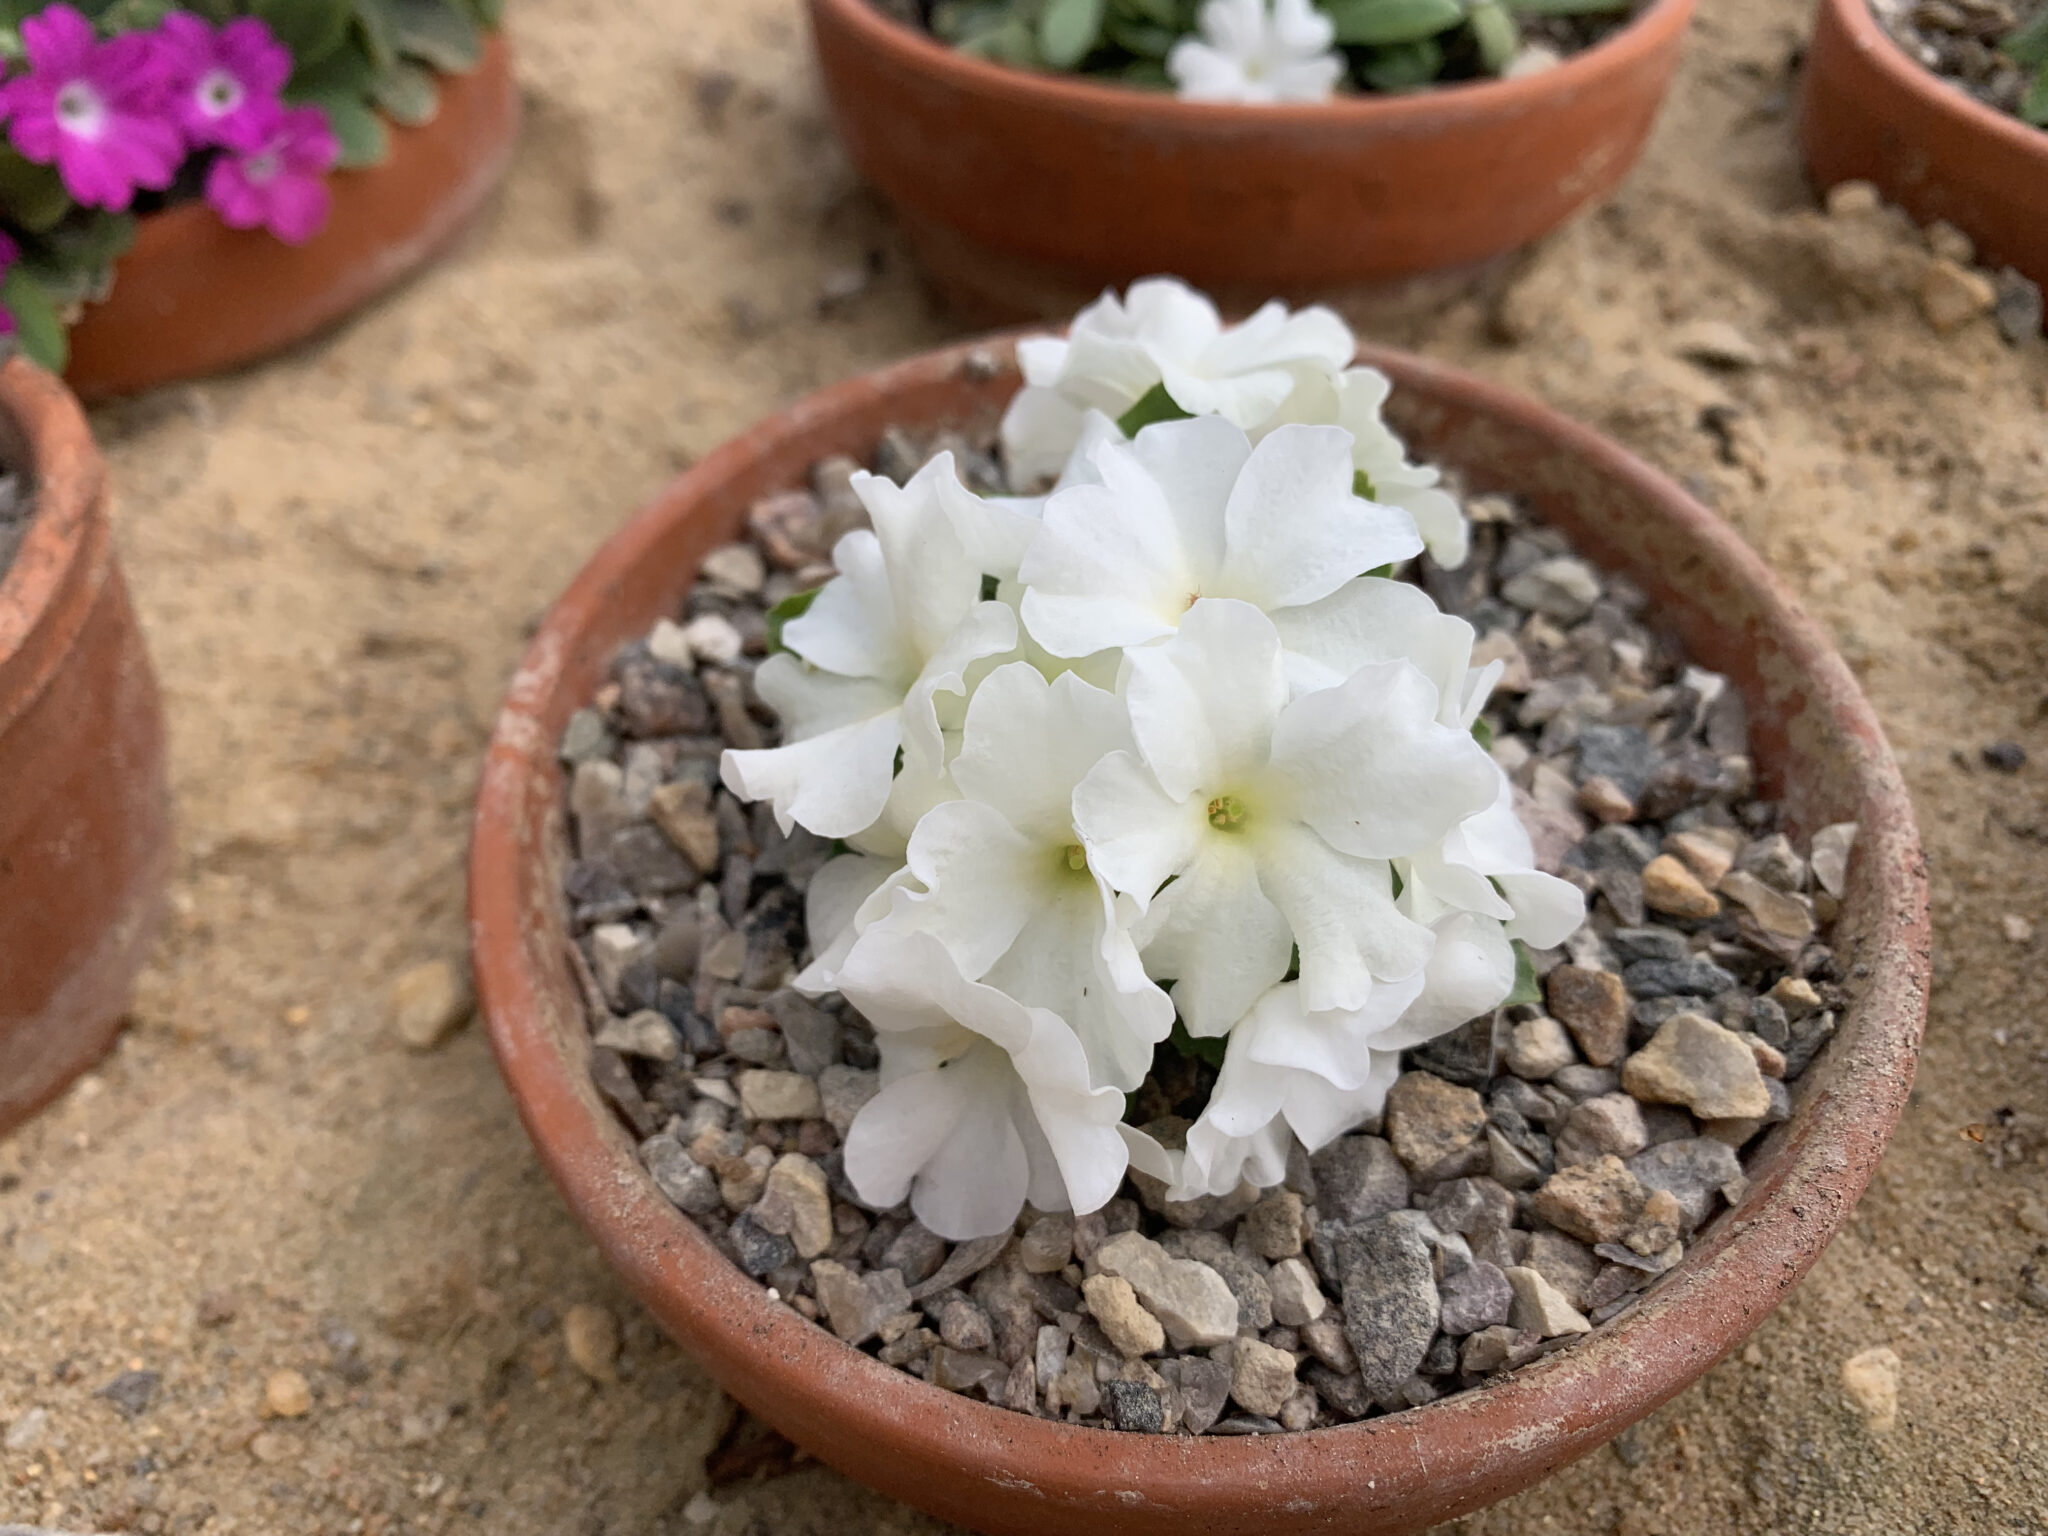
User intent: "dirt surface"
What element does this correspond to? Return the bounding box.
[2,0,2045,1532]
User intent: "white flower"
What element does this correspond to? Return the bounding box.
[1166,0,1345,105]
[1001,278,1354,485]
[1017,415,1421,660]
[720,455,1017,841]
[1073,598,1499,1035]
[855,663,1174,1090]
[1399,777,1588,952]
[836,931,1133,1239]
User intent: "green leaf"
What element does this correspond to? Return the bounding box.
[0,150,71,234]
[1115,381,1192,436]
[1118,56,1171,86]
[2024,63,2048,126]
[1168,1019,1228,1069]
[1352,468,1376,500]
[100,0,177,29]
[1469,0,1518,73]
[1505,0,1630,14]
[463,0,504,25]
[765,586,821,654]
[389,0,482,71]
[2004,8,2048,67]
[2,267,66,374]
[290,37,378,97]
[371,58,441,125]
[1503,940,1542,1008]
[1039,0,1107,68]
[289,91,388,166]
[957,15,1043,66]
[1364,562,1395,578]
[1358,37,1444,90]
[254,0,353,63]
[1104,14,1178,56]
[1471,715,1494,752]
[1114,0,1179,24]
[1326,0,1462,46]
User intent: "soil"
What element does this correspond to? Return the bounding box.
[1868,0,2046,124]
[0,0,2044,1532]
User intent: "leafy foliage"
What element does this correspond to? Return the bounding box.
[2003,6,2048,127]
[927,0,1634,91]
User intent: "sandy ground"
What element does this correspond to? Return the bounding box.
[2,0,2046,1531]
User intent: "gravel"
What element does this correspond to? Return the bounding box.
[555,423,1853,1433]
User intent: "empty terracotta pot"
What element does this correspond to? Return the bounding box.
[64,32,521,401]
[805,0,1696,320]
[0,359,171,1136]
[1800,0,2048,295]
[469,337,1929,1534]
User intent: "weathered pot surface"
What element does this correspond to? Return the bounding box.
[0,358,172,1136]
[805,0,1696,321]
[64,31,521,401]
[469,338,1929,1535]
[1800,0,2048,299]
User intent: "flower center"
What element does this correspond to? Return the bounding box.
[199,70,243,116]
[1206,794,1249,831]
[55,80,105,140]
[244,149,282,185]
[1063,843,1088,872]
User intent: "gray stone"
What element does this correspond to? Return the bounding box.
[880,1221,948,1287]
[1575,724,1657,798]
[812,1260,912,1345]
[1784,1009,1837,1077]
[909,1232,1010,1301]
[1268,1257,1327,1327]
[1503,556,1602,622]
[1545,965,1630,1066]
[930,1291,996,1352]
[1160,1356,1231,1435]
[1160,1230,1272,1333]
[1019,1214,1075,1273]
[593,1008,679,1062]
[1438,1259,1514,1336]
[1460,1325,1542,1375]
[765,991,841,1074]
[640,1135,722,1215]
[1306,1363,1373,1419]
[1623,956,1738,998]
[729,1213,796,1278]
[1337,1220,1441,1400]
[1309,1135,1411,1223]
[1524,1230,1602,1312]
[817,1064,879,1136]
[1556,1093,1650,1165]
[929,1345,1009,1398]
[96,1370,160,1418]
[1608,926,1690,963]
[1628,1137,1743,1230]
[1421,1177,1517,1237]
[1101,1379,1165,1433]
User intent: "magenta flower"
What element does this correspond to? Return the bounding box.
[158,13,292,152]
[204,105,338,245]
[0,5,183,212]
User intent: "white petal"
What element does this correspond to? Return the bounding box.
[1268,658,1498,858]
[906,1048,1035,1239]
[1256,823,1435,1011]
[1016,335,1071,389]
[1124,598,1287,801]
[1241,970,1427,1091]
[857,455,985,660]
[1373,911,1516,1049]
[781,530,915,683]
[842,1053,976,1211]
[1158,358,1297,428]
[721,691,902,840]
[1072,750,1205,910]
[1124,414,1249,582]
[1269,575,1477,721]
[1280,1050,1401,1150]
[999,384,1090,487]
[1122,277,1226,365]
[886,799,1043,978]
[1219,425,1421,611]
[953,664,1130,843]
[1010,1008,1133,1215]
[1017,442,1194,657]
[1498,869,1588,949]
[796,853,905,993]
[1387,481,1469,569]
[1140,836,1294,1036]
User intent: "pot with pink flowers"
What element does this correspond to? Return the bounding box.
[0,1,518,400]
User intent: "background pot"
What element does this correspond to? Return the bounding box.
[1800,0,2048,296]
[63,32,522,402]
[0,359,171,1136]
[805,0,1695,321]
[469,338,1928,1536]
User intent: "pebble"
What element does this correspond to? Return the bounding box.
[1557,1093,1650,1164]
[3,1406,47,1451]
[96,1370,160,1418]
[753,1154,835,1259]
[701,543,766,595]
[1162,1356,1231,1435]
[1242,1189,1306,1260]
[1544,965,1629,1066]
[263,1368,313,1419]
[1268,1257,1327,1326]
[931,1292,995,1351]
[683,614,745,666]
[1994,267,2044,345]
[390,959,474,1051]
[1019,1214,1076,1273]
[1671,318,1763,370]
[1101,1379,1165,1433]
[1460,1325,1541,1375]
[1532,1155,1645,1245]
[812,1260,912,1346]
[563,1303,620,1383]
[1809,822,1856,897]
[649,780,723,874]
[1505,1014,1577,1079]
[1421,1177,1516,1236]
[909,1231,1009,1301]
[1840,1345,1901,1432]
[1093,1232,1238,1350]
[1438,1259,1513,1335]
[1231,1338,1300,1418]
[1666,828,1739,887]
[1084,1275,1165,1357]
[930,1346,1009,1398]
[1576,775,1637,824]
[594,1009,679,1062]
[1622,1013,1772,1120]
[817,1064,879,1135]
[737,1069,823,1121]
[1641,854,1721,919]
[1504,1266,1592,1337]
[1337,1219,1440,1400]
[1628,1138,1743,1229]
[1310,1134,1411,1221]
[1385,1072,1487,1177]
[1918,257,1996,333]
[1719,870,1814,941]
[1502,556,1602,623]
[641,1135,723,1215]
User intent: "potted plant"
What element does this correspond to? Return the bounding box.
[0,355,169,1135]
[470,282,1928,1533]
[803,0,1696,319]
[0,0,518,400]
[1801,0,2048,307]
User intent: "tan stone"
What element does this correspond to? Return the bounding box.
[390,959,473,1051]
[1083,1275,1164,1358]
[1503,1266,1592,1338]
[1385,1072,1487,1175]
[1841,1345,1901,1432]
[1576,775,1636,824]
[1641,854,1721,919]
[753,1154,834,1259]
[1918,258,1995,333]
[262,1368,312,1419]
[1666,828,1740,888]
[1230,1338,1300,1417]
[1623,1013,1773,1120]
[649,779,722,873]
[1719,869,1816,941]
[563,1303,620,1384]
[1531,1155,1645,1245]
[1545,965,1629,1067]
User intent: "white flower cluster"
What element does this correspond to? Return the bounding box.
[1166,0,1344,105]
[720,279,1584,1241]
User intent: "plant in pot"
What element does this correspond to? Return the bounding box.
[0,0,518,398]
[0,353,169,1136]
[1801,0,2048,316]
[471,280,1929,1534]
[805,0,1697,319]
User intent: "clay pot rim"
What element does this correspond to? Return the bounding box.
[814,0,1693,125]
[471,336,1927,1520]
[0,362,105,671]
[1817,0,2048,163]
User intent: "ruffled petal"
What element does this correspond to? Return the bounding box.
[1220,424,1421,611]
[1255,822,1435,1011]
[1139,836,1294,1036]
[1072,750,1205,910]
[1123,597,1287,801]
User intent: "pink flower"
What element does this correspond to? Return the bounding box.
[0,4,183,212]
[158,13,291,152]
[203,105,338,245]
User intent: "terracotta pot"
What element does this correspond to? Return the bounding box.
[0,359,171,1136]
[63,32,521,401]
[1800,0,2048,295]
[804,0,1696,321]
[469,339,1929,1536]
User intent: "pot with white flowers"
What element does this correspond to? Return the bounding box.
[0,0,517,400]
[471,281,1928,1535]
[805,0,1697,319]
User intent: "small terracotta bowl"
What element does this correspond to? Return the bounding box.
[0,359,171,1136]
[469,339,1929,1536]
[63,32,521,401]
[805,0,1696,320]
[1800,0,2048,296]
